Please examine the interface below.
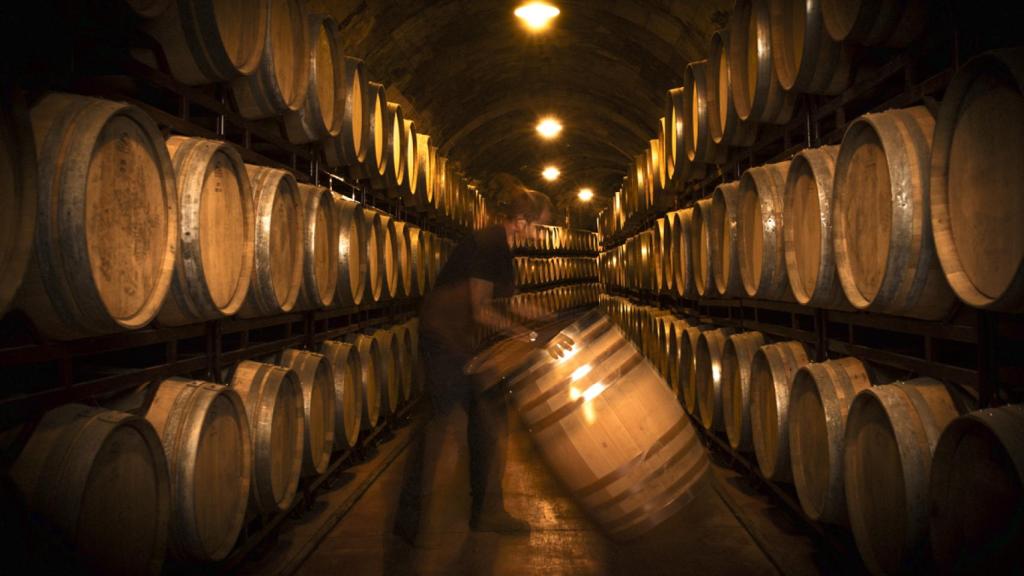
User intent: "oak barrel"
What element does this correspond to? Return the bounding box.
[0,87,37,316]
[323,56,369,169]
[20,93,177,339]
[333,193,366,306]
[930,49,1024,312]
[357,81,388,183]
[360,208,384,302]
[145,377,251,562]
[231,0,310,119]
[710,182,744,297]
[929,404,1024,574]
[679,325,706,415]
[294,184,338,309]
[378,102,405,194]
[230,361,303,515]
[750,340,810,481]
[833,106,956,319]
[283,13,342,144]
[821,0,925,48]
[392,219,413,299]
[769,0,851,95]
[672,208,698,299]
[684,60,727,165]
[401,119,419,201]
[321,340,363,449]
[708,28,757,147]
[729,0,796,125]
[11,404,169,575]
[721,331,766,452]
[372,328,400,415]
[347,332,383,430]
[691,198,716,297]
[695,327,735,431]
[843,378,959,574]
[666,318,691,397]
[378,212,400,299]
[405,224,427,297]
[238,165,303,317]
[500,312,709,541]
[158,136,253,326]
[788,357,877,524]
[738,160,792,301]
[279,349,335,476]
[142,0,267,86]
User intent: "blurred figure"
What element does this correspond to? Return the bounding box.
[394,174,552,543]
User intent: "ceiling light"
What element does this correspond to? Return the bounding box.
[542,166,560,181]
[536,117,562,139]
[578,188,594,202]
[514,2,560,31]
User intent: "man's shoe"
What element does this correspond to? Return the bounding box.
[469,507,531,533]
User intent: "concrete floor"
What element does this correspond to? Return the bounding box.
[286,400,836,576]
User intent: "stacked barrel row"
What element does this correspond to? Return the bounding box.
[599,294,1021,574]
[514,257,599,288]
[599,48,1024,318]
[1,92,454,340]
[511,225,601,254]
[10,317,423,573]
[125,0,482,233]
[476,283,603,345]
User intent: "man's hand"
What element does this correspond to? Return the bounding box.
[546,334,576,359]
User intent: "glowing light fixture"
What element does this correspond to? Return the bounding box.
[536,117,562,139]
[542,166,561,181]
[514,2,560,31]
[578,188,594,202]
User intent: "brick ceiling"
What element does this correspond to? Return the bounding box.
[313,0,731,209]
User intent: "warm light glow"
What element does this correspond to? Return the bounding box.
[536,117,563,139]
[542,166,561,181]
[570,364,593,382]
[578,188,594,202]
[514,2,560,31]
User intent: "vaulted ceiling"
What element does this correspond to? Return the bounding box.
[313,0,732,211]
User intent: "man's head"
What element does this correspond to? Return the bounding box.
[489,173,555,241]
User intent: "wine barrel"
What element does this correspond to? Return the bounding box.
[833,106,956,319]
[844,378,960,575]
[11,404,169,575]
[371,328,400,415]
[691,198,716,297]
[405,224,427,297]
[708,28,758,147]
[392,220,413,299]
[721,331,766,452]
[323,56,369,169]
[665,86,705,185]
[293,184,338,309]
[278,349,335,476]
[347,332,383,430]
[142,0,266,85]
[673,208,698,299]
[361,208,384,302]
[710,182,744,298]
[358,82,388,183]
[769,0,851,95]
[788,357,877,524]
[230,361,303,515]
[333,193,366,306]
[377,213,400,299]
[679,325,706,415]
[929,404,1024,574]
[738,160,792,301]
[321,340,363,449]
[783,145,850,309]
[231,0,309,119]
[931,49,1024,312]
[401,119,419,201]
[431,154,447,217]
[750,340,810,481]
[158,137,253,326]
[729,0,796,125]
[821,0,925,48]
[695,327,735,431]
[377,102,405,194]
[0,87,37,316]
[653,217,668,292]
[666,318,691,397]
[283,13,342,144]
[238,165,303,317]
[499,312,710,540]
[392,323,415,403]
[20,93,177,339]
[684,60,727,165]
[145,378,251,562]
[411,134,434,210]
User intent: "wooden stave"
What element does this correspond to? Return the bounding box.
[683,60,728,165]
[783,145,850,308]
[20,93,178,339]
[230,360,304,515]
[238,165,303,318]
[230,0,310,120]
[283,13,343,144]
[710,181,745,297]
[691,198,716,297]
[323,56,369,169]
[293,184,339,310]
[750,340,810,482]
[695,327,736,431]
[332,193,366,306]
[0,86,36,317]
[769,0,851,95]
[928,404,1024,574]
[930,49,1024,312]
[833,106,956,320]
[320,340,363,449]
[142,0,268,86]
[347,332,383,431]
[788,356,876,525]
[843,378,960,575]
[729,0,796,125]
[708,28,758,147]
[721,331,766,452]
[279,349,336,477]
[738,160,793,301]
[145,377,251,562]
[11,403,170,575]
[820,0,926,48]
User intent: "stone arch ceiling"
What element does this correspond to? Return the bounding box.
[313,0,732,209]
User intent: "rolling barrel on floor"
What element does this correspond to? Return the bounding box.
[750,341,810,482]
[321,340,363,449]
[231,0,310,119]
[278,349,335,477]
